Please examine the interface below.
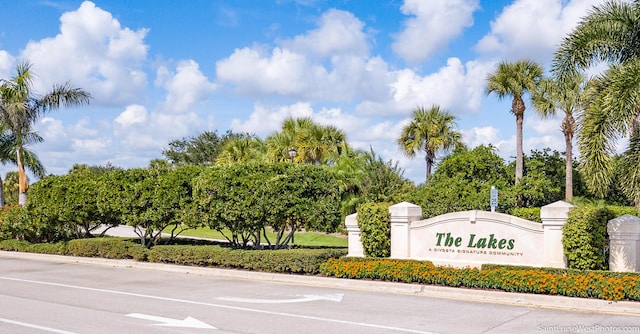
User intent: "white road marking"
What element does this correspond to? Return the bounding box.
[0,276,438,334]
[126,313,216,329]
[0,317,77,334]
[216,293,344,304]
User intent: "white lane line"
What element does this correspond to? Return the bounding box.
[0,317,77,334]
[0,276,438,334]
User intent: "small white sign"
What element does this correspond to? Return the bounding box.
[490,186,498,212]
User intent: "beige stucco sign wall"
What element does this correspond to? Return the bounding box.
[347,201,574,269]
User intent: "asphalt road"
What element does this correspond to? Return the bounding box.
[0,253,639,334]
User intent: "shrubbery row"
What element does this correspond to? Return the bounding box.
[1,162,342,249]
[0,238,346,275]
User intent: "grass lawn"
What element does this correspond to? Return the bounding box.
[164,226,348,248]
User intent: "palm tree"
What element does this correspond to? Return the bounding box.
[216,137,267,165]
[532,73,585,201]
[397,105,464,182]
[266,117,348,164]
[486,60,544,184]
[0,130,46,206]
[0,60,90,205]
[552,0,640,201]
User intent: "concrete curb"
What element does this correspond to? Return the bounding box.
[2,250,639,316]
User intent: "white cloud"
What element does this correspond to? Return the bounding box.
[0,50,14,78]
[357,57,493,117]
[475,0,601,62]
[217,47,317,97]
[462,126,501,148]
[392,0,479,64]
[279,9,370,58]
[115,104,148,128]
[21,1,149,106]
[72,138,111,155]
[229,102,314,137]
[157,60,217,113]
[526,114,562,136]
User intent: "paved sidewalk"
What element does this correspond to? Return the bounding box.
[1,250,639,317]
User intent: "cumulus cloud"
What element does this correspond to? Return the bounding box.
[392,0,479,64]
[115,104,148,128]
[357,57,494,117]
[279,9,370,58]
[216,8,393,103]
[21,1,149,106]
[462,126,501,148]
[475,0,601,62]
[229,102,315,137]
[156,60,217,113]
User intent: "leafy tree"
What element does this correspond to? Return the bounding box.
[68,162,121,175]
[397,105,464,183]
[27,172,118,239]
[261,164,341,248]
[514,149,567,208]
[162,130,249,165]
[409,145,514,217]
[96,167,200,248]
[486,60,544,184]
[532,73,585,201]
[0,61,90,205]
[194,162,341,249]
[193,163,268,247]
[552,0,640,205]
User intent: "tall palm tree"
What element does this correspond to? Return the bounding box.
[486,59,544,184]
[553,0,640,202]
[0,60,90,205]
[397,105,464,182]
[532,72,585,201]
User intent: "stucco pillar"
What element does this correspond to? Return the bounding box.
[608,215,640,272]
[389,202,422,259]
[540,200,573,268]
[345,213,364,257]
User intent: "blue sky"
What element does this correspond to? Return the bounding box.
[0,0,605,184]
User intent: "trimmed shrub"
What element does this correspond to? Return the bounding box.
[66,238,148,260]
[562,206,614,270]
[511,207,541,223]
[357,202,390,257]
[0,239,67,254]
[147,245,346,274]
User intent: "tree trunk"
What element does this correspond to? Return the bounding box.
[563,115,575,202]
[17,147,28,206]
[425,151,435,182]
[0,175,4,208]
[512,97,525,184]
[565,133,573,202]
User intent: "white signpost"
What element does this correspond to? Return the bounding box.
[490,186,498,212]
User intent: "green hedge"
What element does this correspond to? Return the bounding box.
[146,245,346,274]
[357,202,390,257]
[562,206,614,270]
[66,238,148,260]
[511,207,541,223]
